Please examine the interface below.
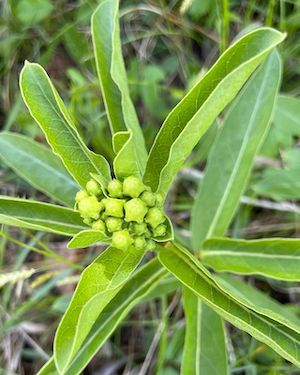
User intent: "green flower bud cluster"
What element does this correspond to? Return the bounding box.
[76,176,167,251]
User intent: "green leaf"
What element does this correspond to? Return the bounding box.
[113,131,140,179]
[16,0,53,25]
[253,149,300,200]
[36,359,57,375]
[143,28,285,197]
[157,242,300,367]
[92,0,147,174]
[202,237,300,281]
[214,273,300,334]
[20,62,111,188]
[0,196,87,235]
[191,50,282,249]
[261,95,300,157]
[184,48,282,375]
[39,259,167,375]
[54,245,144,373]
[0,132,79,207]
[182,288,227,375]
[67,230,110,249]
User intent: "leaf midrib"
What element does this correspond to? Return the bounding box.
[22,64,106,183]
[64,266,167,375]
[202,251,300,260]
[0,139,78,187]
[164,246,300,350]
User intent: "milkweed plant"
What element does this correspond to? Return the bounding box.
[1,0,300,374]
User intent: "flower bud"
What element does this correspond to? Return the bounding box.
[107,179,123,198]
[145,207,166,229]
[78,196,103,220]
[155,193,163,207]
[124,198,147,223]
[123,176,145,198]
[130,222,148,236]
[146,239,156,250]
[83,217,92,226]
[134,236,147,251]
[106,217,123,232]
[75,190,89,203]
[92,219,106,232]
[103,198,124,218]
[112,229,133,250]
[153,223,167,237]
[86,179,102,196]
[140,191,156,207]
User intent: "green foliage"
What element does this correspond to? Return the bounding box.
[15,0,53,25]
[0,132,79,207]
[2,0,300,374]
[143,28,284,198]
[191,51,282,249]
[202,237,300,281]
[254,149,300,200]
[158,242,300,367]
[0,196,87,235]
[20,62,111,188]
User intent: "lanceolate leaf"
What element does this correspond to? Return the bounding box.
[191,51,282,249]
[182,288,227,375]
[0,196,87,235]
[202,237,300,281]
[214,274,300,334]
[54,246,144,373]
[92,0,147,174]
[67,230,110,249]
[113,131,140,179]
[0,132,79,207]
[20,62,111,188]
[38,259,167,375]
[144,28,285,198]
[186,48,281,375]
[157,243,300,367]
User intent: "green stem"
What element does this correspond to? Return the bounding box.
[155,296,168,373]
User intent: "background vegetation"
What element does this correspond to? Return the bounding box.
[1,0,300,374]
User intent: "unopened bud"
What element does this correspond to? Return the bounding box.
[107,179,123,198]
[146,239,156,250]
[140,191,156,207]
[153,223,167,237]
[75,190,89,203]
[130,222,148,236]
[92,219,106,232]
[83,217,92,226]
[134,236,147,251]
[106,217,123,232]
[123,176,145,198]
[78,196,103,220]
[155,193,163,207]
[145,207,166,228]
[86,179,102,196]
[103,198,124,218]
[112,230,133,250]
[124,198,147,223]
